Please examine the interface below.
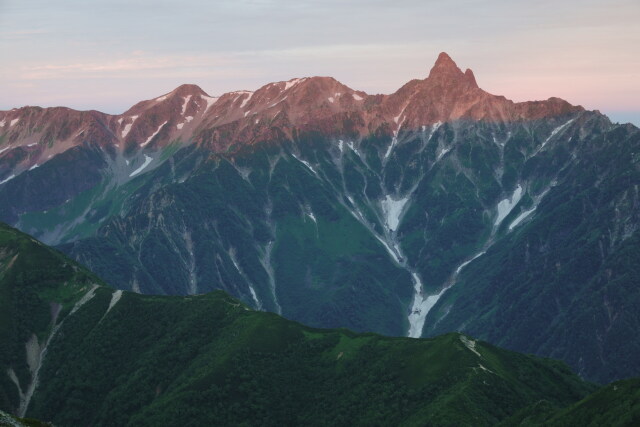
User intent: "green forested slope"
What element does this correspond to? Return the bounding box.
[0,222,597,426]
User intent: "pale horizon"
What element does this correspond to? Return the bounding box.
[1,0,638,126]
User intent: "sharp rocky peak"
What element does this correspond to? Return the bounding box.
[426,52,478,89]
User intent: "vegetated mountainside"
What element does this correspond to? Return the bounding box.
[1,53,639,384]
[0,223,106,417]
[0,222,599,426]
[501,378,640,426]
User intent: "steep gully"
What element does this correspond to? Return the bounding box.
[293,116,577,338]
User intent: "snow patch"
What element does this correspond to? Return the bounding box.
[202,95,219,112]
[27,143,37,147]
[121,115,138,138]
[428,121,442,141]
[29,164,39,171]
[408,275,446,338]
[176,116,193,130]
[347,140,361,157]
[155,94,168,102]
[328,97,334,103]
[70,285,98,315]
[381,195,410,232]
[105,290,123,315]
[181,95,192,115]
[494,185,523,226]
[307,211,317,223]
[0,146,10,155]
[239,92,253,109]
[129,155,153,177]
[284,77,306,91]
[141,121,167,147]
[10,118,19,127]
[352,93,363,101]
[338,139,344,153]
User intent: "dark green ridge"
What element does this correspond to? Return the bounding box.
[0,222,596,426]
[0,222,107,415]
[501,378,640,426]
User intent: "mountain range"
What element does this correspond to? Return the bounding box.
[0,53,638,388]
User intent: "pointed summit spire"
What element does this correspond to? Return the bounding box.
[428,52,463,79]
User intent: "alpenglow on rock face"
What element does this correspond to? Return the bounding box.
[1,53,639,383]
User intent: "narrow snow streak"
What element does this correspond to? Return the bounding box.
[455,251,486,275]
[141,121,167,147]
[384,134,398,159]
[229,248,261,309]
[292,154,318,176]
[538,118,575,151]
[181,95,192,115]
[436,147,450,161]
[0,146,11,155]
[259,241,281,314]
[129,155,153,177]
[509,207,536,230]
[0,175,15,185]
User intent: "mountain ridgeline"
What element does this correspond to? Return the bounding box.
[1,53,639,385]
